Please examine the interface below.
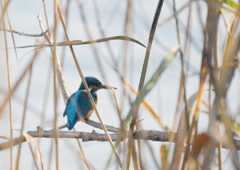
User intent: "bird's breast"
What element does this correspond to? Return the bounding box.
[85,97,98,119]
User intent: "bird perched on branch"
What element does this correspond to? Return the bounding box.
[63,76,116,130]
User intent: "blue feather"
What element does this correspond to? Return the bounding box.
[63,90,97,130]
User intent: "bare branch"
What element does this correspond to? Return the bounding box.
[0,129,169,151]
[1,128,240,152]
[84,119,120,133]
[57,119,120,133]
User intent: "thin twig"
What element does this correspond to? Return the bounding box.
[0,28,48,37]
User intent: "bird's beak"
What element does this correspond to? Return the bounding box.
[100,85,117,90]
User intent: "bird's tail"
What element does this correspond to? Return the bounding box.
[67,119,75,130]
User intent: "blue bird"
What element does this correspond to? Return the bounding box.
[63,77,116,130]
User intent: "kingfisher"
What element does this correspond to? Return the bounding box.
[63,76,116,130]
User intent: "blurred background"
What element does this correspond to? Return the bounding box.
[0,0,240,169]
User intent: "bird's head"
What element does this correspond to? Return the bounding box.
[79,77,117,93]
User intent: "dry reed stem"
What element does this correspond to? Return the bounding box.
[22,132,40,170]
[214,27,222,170]
[182,78,207,169]
[78,0,122,167]
[53,1,59,170]
[15,65,32,170]
[0,0,10,25]
[56,4,91,169]
[2,13,13,170]
[123,0,136,169]
[182,1,221,168]
[73,128,90,170]
[57,2,122,168]
[168,1,188,168]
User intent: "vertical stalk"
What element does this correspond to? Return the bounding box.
[15,65,32,170]
[53,0,59,169]
[73,128,90,170]
[169,0,188,168]
[138,0,164,91]
[2,13,13,170]
[214,30,222,170]
[129,1,164,169]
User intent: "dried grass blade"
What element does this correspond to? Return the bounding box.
[13,36,146,49]
[22,131,44,170]
[53,0,59,169]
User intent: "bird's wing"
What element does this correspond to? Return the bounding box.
[76,92,96,118]
[63,91,97,130]
[63,96,72,117]
[63,91,81,130]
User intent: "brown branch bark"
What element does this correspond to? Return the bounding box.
[1,128,240,151]
[58,119,120,133]
[0,129,169,151]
